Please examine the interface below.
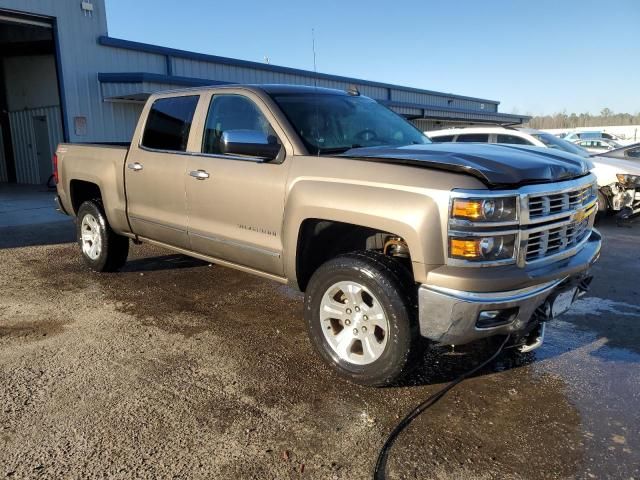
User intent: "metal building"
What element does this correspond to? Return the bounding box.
[0,0,529,185]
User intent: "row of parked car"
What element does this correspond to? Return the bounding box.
[560,131,628,153]
[426,126,640,223]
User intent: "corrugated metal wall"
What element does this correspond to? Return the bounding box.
[8,105,63,184]
[413,119,492,132]
[0,129,7,182]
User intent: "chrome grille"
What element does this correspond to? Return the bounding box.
[528,185,593,219]
[525,217,591,262]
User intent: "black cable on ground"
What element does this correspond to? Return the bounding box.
[373,334,512,480]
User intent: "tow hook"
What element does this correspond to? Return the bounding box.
[518,322,546,353]
[576,275,593,299]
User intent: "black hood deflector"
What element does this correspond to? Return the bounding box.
[340,143,591,189]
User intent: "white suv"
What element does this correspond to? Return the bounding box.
[427,127,590,157]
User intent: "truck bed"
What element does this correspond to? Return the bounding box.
[55,143,131,235]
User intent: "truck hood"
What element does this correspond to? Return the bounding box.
[340,143,591,188]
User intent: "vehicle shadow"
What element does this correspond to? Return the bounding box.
[395,338,537,388]
[119,254,209,273]
[0,221,75,249]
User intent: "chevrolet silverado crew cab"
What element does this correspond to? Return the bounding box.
[55,85,601,386]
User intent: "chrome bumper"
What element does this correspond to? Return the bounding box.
[418,280,562,345]
[418,230,602,346]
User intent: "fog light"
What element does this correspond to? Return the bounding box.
[476,308,518,328]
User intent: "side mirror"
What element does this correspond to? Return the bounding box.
[220,130,281,160]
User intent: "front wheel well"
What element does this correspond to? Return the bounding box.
[69,180,102,215]
[295,219,413,292]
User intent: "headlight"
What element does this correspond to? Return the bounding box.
[616,173,640,188]
[451,197,518,222]
[449,234,516,262]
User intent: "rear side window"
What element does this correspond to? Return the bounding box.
[456,134,490,143]
[430,134,454,142]
[142,96,199,151]
[626,147,640,159]
[496,134,533,145]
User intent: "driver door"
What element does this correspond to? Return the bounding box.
[185,92,290,275]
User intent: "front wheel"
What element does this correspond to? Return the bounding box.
[597,190,610,218]
[304,251,418,386]
[76,200,129,272]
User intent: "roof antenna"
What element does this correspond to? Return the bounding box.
[312,28,318,88]
[312,28,321,156]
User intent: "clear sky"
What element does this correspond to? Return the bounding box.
[106,0,639,116]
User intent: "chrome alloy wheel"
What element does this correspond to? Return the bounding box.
[319,280,390,365]
[80,213,102,260]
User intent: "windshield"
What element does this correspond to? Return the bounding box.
[531,133,591,157]
[270,93,431,154]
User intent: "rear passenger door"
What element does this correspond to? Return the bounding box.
[125,94,200,249]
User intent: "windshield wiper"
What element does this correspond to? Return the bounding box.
[317,145,363,155]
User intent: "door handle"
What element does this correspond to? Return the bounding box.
[127,162,143,171]
[189,170,210,180]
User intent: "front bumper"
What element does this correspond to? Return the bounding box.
[418,229,601,345]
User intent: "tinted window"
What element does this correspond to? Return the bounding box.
[626,147,640,159]
[456,134,490,143]
[532,133,590,157]
[202,95,280,155]
[430,134,454,142]
[270,93,429,154]
[142,96,199,151]
[496,134,533,145]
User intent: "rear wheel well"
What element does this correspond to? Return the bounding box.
[295,219,412,292]
[70,180,102,215]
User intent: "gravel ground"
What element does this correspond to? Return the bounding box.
[1,189,639,479]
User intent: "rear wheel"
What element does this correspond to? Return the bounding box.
[76,200,129,272]
[304,251,418,386]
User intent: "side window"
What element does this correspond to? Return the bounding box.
[625,147,640,159]
[430,135,454,142]
[496,134,533,145]
[202,94,281,155]
[142,96,199,151]
[456,134,490,143]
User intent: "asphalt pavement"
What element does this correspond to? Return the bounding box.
[1,186,638,479]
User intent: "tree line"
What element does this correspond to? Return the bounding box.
[525,109,640,129]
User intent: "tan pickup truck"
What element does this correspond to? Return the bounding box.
[55,84,601,385]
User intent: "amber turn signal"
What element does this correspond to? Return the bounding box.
[451,199,483,220]
[450,238,481,258]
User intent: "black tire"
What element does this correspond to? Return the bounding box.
[76,200,129,272]
[597,190,609,217]
[304,251,418,386]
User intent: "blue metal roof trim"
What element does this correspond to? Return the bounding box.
[380,100,530,121]
[98,72,231,87]
[98,73,527,122]
[98,36,501,106]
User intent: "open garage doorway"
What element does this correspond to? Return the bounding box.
[0,11,64,185]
